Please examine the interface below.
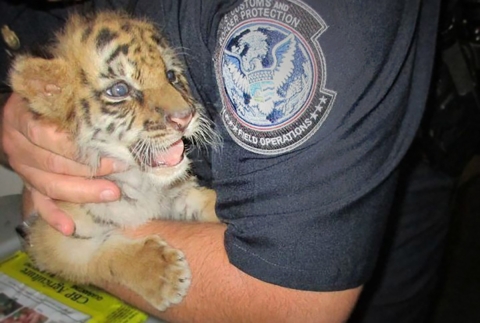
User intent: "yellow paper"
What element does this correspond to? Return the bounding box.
[0,251,148,323]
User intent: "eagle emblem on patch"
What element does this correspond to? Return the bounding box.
[215,0,336,155]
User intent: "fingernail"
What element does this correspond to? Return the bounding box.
[54,223,66,234]
[56,223,75,236]
[100,189,117,201]
[113,161,129,172]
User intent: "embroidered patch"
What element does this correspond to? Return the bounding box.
[215,0,336,155]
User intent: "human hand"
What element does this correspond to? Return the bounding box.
[2,93,126,235]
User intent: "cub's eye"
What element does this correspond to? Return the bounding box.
[166,70,177,83]
[106,81,130,98]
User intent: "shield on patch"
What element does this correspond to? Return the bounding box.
[250,80,274,103]
[248,69,275,104]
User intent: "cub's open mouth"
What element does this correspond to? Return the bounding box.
[130,139,185,168]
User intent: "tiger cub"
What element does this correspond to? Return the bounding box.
[9,12,218,311]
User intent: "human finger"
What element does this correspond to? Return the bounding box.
[3,93,126,176]
[6,125,125,177]
[15,162,121,204]
[30,188,75,236]
[3,93,77,159]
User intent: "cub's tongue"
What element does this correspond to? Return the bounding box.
[152,140,184,167]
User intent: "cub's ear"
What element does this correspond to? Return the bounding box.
[9,56,74,125]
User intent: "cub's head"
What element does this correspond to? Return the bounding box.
[10,12,214,179]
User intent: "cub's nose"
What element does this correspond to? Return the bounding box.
[166,109,193,131]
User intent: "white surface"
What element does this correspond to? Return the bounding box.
[0,195,22,258]
[0,167,23,197]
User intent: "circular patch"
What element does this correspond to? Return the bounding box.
[216,0,336,155]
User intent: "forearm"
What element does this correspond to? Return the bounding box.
[102,221,361,323]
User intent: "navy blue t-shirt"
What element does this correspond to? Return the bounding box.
[0,0,440,291]
[210,0,439,291]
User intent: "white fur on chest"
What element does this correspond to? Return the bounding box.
[83,167,194,228]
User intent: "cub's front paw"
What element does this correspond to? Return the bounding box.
[133,237,191,311]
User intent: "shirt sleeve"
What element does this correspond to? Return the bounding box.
[211,0,441,291]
